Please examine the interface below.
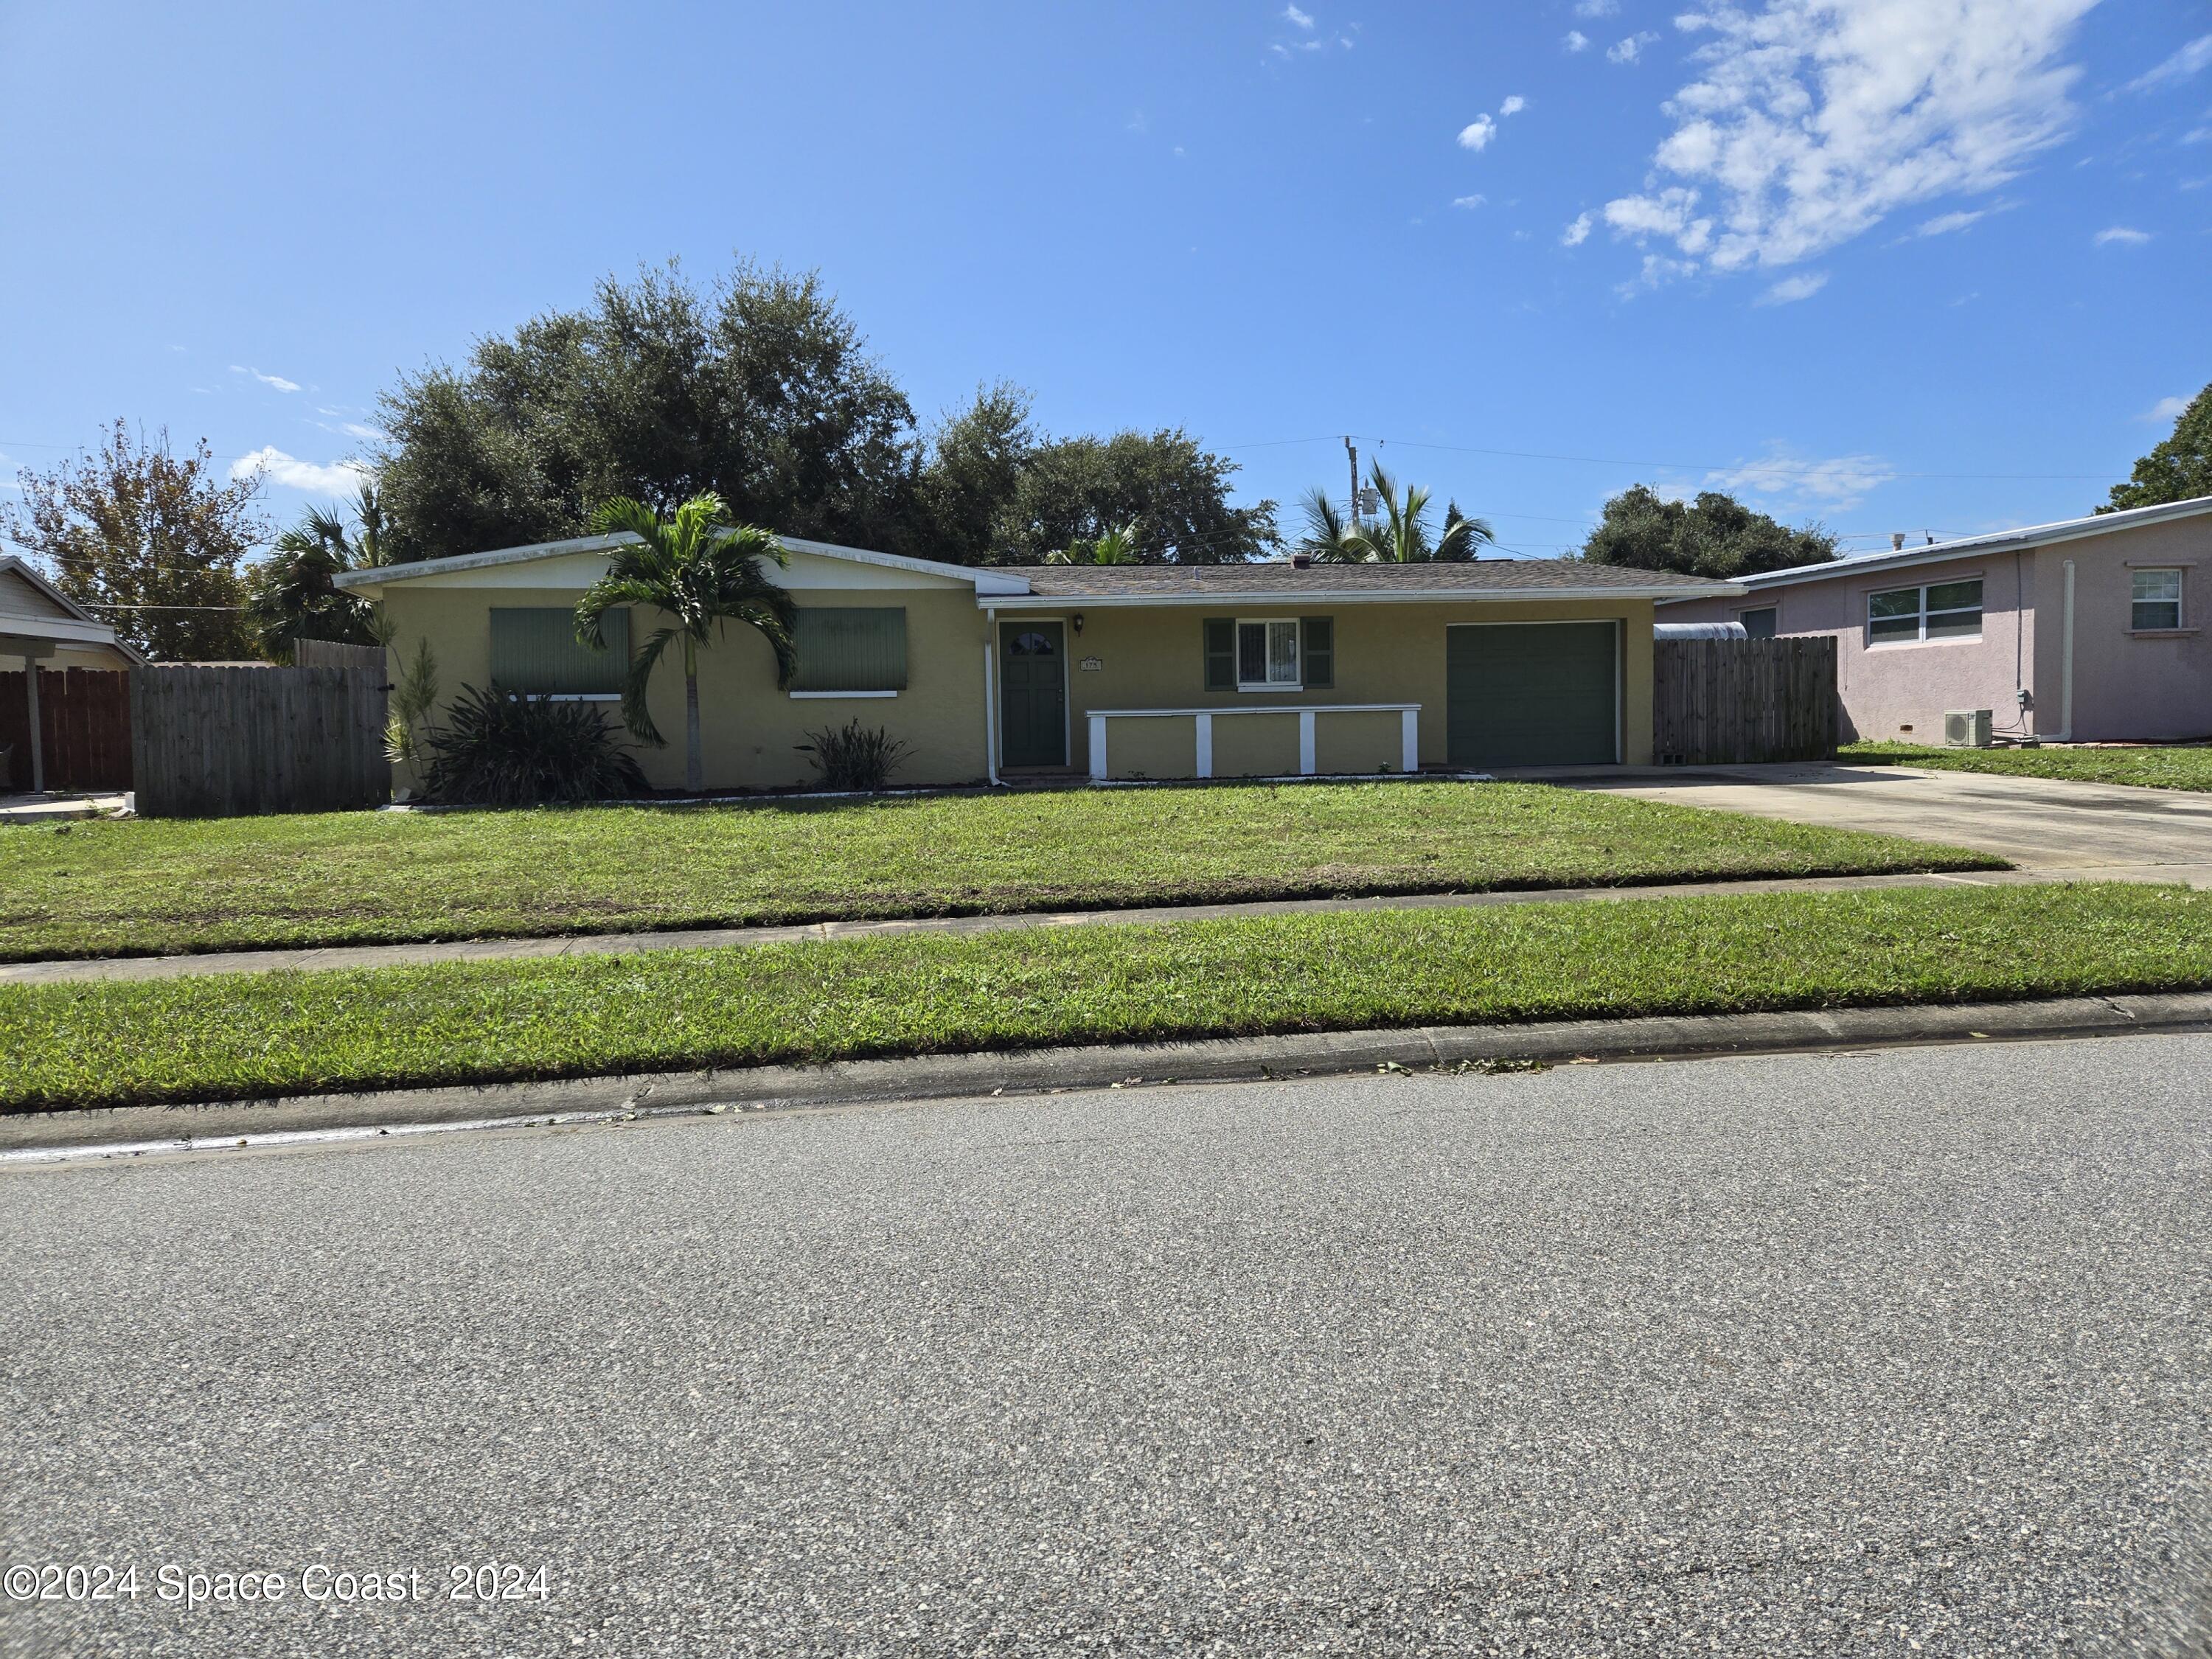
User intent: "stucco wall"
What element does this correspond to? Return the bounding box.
[379,581,991,793]
[376,559,1662,791]
[1664,515,2212,742]
[1027,597,1655,773]
[2030,519,2212,741]
[0,644,135,672]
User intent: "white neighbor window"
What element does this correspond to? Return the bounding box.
[2132,568,2183,631]
[1867,579,1982,645]
[1237,619,1301,689]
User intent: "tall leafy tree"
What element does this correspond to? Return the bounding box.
[915,382,1038,565]
[1295,463,1494,563]
[574,494,796,794]
[243,484,389,659]
[1579,485,1836,578]
[376,259,922,563]
[0,420,260,660]
[2101,383,2212,512]
[987,428,1276,564]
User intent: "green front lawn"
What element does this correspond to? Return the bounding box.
[0,781,2003,961]
[3,883,2201,1111]
[1841,740,2212,791]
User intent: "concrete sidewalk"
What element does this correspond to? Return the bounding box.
[0,866,2052,987]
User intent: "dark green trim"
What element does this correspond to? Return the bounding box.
[1301,616,1334,689]
[1203,618,1236,691]
[490,607,627,696]
[790,607,908,692]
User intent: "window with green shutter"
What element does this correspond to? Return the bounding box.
[490,608,627,697]
[1203,618,1236,690]
[789,607,908,693]
[1301,616,1334,689]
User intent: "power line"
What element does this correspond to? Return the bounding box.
[1217,433,2115,484]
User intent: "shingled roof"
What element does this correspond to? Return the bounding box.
[991,558,1739,605]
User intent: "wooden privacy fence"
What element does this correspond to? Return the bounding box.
[1653,636,1837,765]
[131,665,389,818]
[292,637,389,672]
[1,669,133,792]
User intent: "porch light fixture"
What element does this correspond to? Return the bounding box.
[1071,613,1085,635]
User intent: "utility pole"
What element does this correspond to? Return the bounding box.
[1344,436,1360,529]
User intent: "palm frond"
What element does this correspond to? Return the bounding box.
[619,625,681,745]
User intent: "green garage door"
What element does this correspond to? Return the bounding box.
[1446,622,1618,768]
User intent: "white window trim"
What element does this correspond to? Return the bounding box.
[1865,580,1983,647]
[788,689,899,699]
[1736,604,1779,638]
[2130,568,2185,632]
[1235,616,1303,692]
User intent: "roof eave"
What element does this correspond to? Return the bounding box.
[335,532,1035,595]
[982,582,1743,608]
[1675,493,2212,598]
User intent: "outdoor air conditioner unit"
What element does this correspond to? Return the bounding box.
[1943,709,1993,748]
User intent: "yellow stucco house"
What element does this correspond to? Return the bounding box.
[338,533,1739,792]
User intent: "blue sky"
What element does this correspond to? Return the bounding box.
[1,1,2205,563]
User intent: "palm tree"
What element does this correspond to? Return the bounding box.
[1295,462,1495,563]
[1042,519,1142,566]
[244,483,390,659]
[575,494,797,793]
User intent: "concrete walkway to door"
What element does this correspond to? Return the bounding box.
[1539,761,2212,886]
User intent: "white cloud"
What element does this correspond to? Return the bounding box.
[1282,2,1314,26]
[1453,194,1487,209]
[2145,395,2191,422]
[1707,449,1896,508]
[1600,1,2096,281]
[1457,115,1496,150]
[2093,225,2152,245]
[1564,29,1590,52]
[1604,184,1713,251]
[1562,211,1595,246]
[1618,252,1700,296]
[229,447,369,498]
[1756,270,1828,304]
[1914,208,1986,237]
[1574,0,1619,15]
[1607,31,1660,63]
[229,364,301,393]
[1499,94,1527,117]
[2186,127,2211,145]
[2126,33,2212,94]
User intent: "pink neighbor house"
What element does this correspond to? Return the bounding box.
[1657,495,2212,744]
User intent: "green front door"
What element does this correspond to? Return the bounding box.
[1446,622,1618,768]
[1000,621,1067,768]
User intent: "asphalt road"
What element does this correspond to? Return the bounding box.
[4,1036,2211,1657]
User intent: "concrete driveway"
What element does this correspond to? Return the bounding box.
[1566,762,2212,885]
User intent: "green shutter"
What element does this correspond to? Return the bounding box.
[789,608,908,692]
[1301,616,1334,689]
[490,608,627,695]
[1203,618,1235,690]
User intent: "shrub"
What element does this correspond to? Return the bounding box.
[422,686,650,807]
[798,720,912,793]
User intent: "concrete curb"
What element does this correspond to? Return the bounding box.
[8,990,2212,1159]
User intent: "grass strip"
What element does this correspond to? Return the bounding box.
[1842,740,2212,792]
[0,782,2001,963]
[4,883,2203,1113]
